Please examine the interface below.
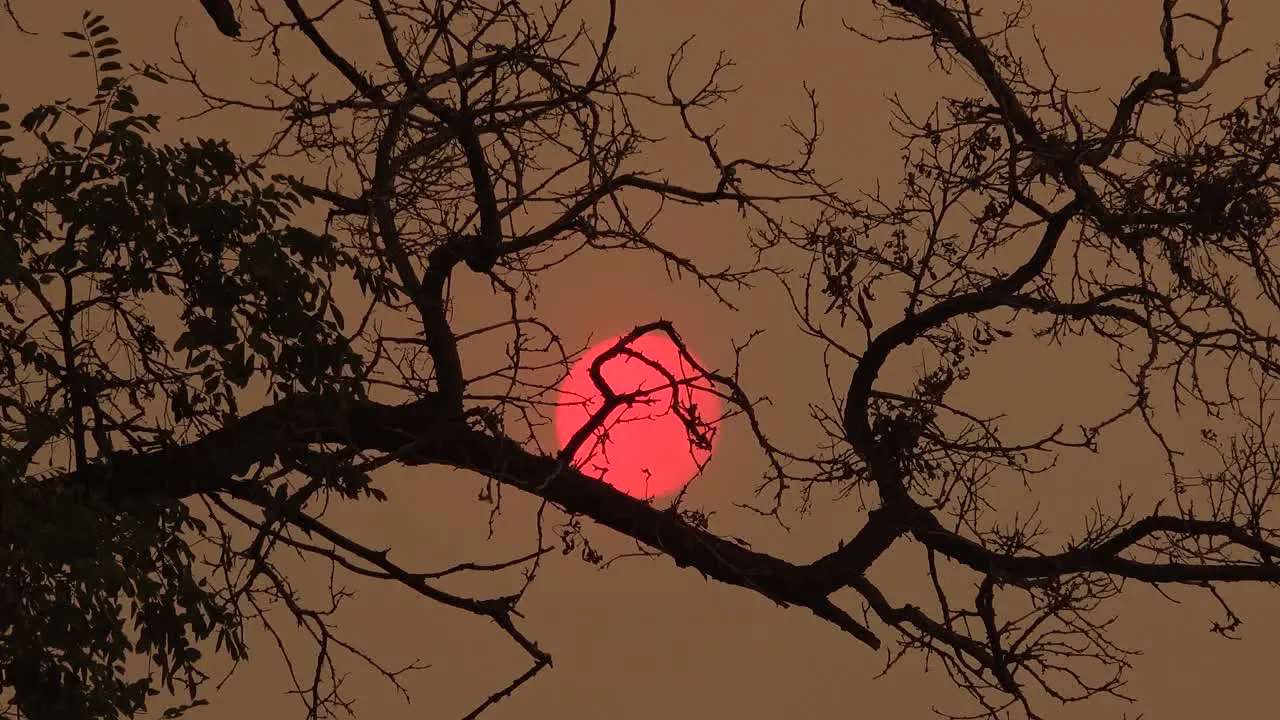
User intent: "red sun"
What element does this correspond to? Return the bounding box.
[555,332,722,500]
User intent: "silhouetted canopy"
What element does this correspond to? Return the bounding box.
[200,0,240,37]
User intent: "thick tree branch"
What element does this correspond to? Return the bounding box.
[62,390,884,647]
[909,508,1280,584]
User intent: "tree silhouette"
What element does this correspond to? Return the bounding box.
[5,1,1280,718]
[198,0,241,37]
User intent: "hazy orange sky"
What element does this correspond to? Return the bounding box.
[5,1,1280,718]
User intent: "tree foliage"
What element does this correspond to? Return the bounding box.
[0,10,359,718]
[6,1,1280,719]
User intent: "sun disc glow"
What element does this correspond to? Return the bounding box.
[554,332,721,499]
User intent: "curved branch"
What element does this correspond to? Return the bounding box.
[843,202,1079,469]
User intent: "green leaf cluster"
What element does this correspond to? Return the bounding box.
[0,12,365,718]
